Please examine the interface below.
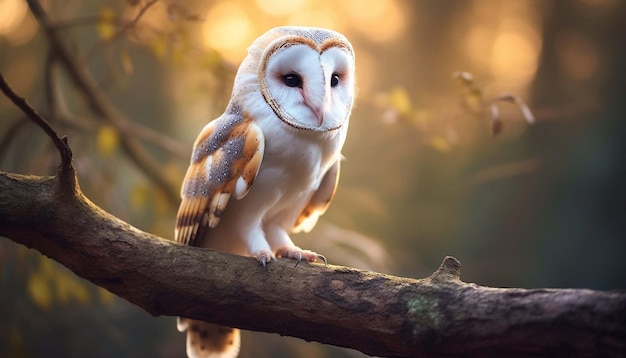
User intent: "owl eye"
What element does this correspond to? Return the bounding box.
[283,73,303,88]
[330,74,340,87]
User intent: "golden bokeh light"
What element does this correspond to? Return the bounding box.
[6,11,39,46]
[461,1,542,93]
[342,0,389,19]
[202,2,254,64]
[0,0,27,35]
[465,25,492,66]
[340,0,406,42]
[255,0,311,16]
[489,18,541,84]
[0,0,38,46]
[286,7,338,30]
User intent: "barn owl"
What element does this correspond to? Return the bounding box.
[174,27,355,358]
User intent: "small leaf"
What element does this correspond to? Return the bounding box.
[149,35,168,59]
[519,103,535,124]
[120,49,134,75]
[489,103,502,137]
[491,119,503,137]
[429,135,451,153]
[97,125,119,158]
[452,71,474,86]
[491,94,536,128]
[514,97,536,124]
[464,88,484,112]
[454,72,534,136]
[27,272,52,309]
[54,271,73,304]
[388,87,412,116]
[494,93,516,103]
[131,183,149,210]
[97,8,117,41]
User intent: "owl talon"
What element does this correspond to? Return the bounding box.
[317,254,328,267]
[294,252,303,267]
[276,246,326,267]
[255,251,274,269]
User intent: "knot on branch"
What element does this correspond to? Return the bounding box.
[59,136,73,168]
[55,135,78,195]
[428,256,462,283]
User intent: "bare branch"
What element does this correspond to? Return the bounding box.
[0,73,75,192]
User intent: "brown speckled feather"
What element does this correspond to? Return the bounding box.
[175,111,264,246]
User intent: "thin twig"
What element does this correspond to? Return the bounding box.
[0,73,72,170]
[83,0,160,63]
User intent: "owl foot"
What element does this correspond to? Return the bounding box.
[254,250,275,269]
[275,246,327,267]
[295,253,327,267]
[315,254,328,267]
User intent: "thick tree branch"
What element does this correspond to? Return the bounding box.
[0,171,625,357]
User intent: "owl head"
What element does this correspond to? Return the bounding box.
[232,26,356,132]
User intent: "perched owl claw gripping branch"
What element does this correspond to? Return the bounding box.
[175,26,355,358]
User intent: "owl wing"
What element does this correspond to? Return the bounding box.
[292,158,341,233]
[175,112,265,246]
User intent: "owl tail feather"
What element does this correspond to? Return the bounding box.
[177,317,241,358]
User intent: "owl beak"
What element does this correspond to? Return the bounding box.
[313,106,325,127]
[305,102,325,127]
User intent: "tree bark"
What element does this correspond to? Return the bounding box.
[0,171,625,358]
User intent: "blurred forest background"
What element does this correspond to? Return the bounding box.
[1,0,625,357]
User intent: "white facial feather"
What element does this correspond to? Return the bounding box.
[175,26,355,358]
